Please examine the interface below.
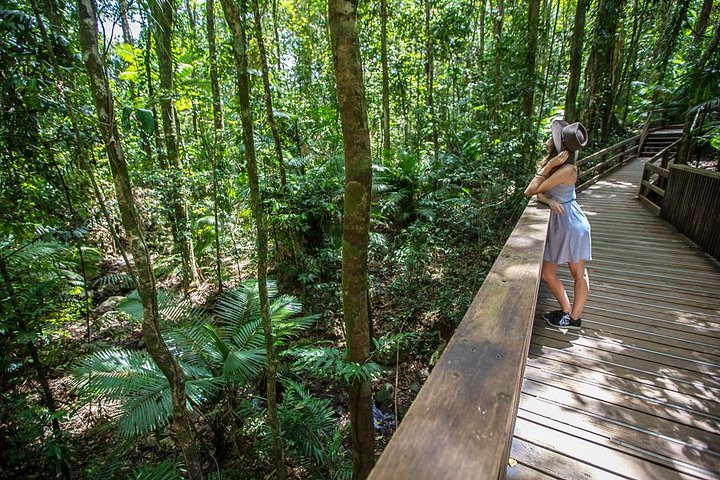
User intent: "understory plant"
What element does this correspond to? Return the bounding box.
[72,279,318,438]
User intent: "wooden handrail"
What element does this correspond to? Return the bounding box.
[575,134,641,192]
[576,134,640,169]
[637,139,681,215]
[369,202,550,480]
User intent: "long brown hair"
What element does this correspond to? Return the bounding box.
[539,137,577,178]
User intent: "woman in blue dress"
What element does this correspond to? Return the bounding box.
[524,120,591,330]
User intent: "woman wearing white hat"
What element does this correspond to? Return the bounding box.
[524,120,592,330]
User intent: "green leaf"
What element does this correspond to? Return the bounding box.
[119,69,139,81]
[121,106,133,131]
[135,109,155,135]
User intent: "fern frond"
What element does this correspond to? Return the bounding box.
[127,459,183,480]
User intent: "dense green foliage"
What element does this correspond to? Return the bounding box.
[1,0,718,477]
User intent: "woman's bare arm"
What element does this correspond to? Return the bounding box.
[538,192,565,215]
[524,152,574,197]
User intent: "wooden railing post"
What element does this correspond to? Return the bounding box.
[638,110,654,155]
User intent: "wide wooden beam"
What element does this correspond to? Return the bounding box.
[369,201,550,480]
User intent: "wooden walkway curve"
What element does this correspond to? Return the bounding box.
[509,157,720,479]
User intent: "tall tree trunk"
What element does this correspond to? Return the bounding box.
[694,0,713,40]
[477,0,486,67]
[30,0,135,284]
[218,0,286,477]
[522,0,540,164]
[149,0,198,293]
[381,0,390,154]
[272,0,282,71]
[535,0,561,135]
[425,0,438,161]
[677,20,720,165]
[252,0,287,186]
[617,0,645,126]
[206,0,224,291]
[491,0,504,129]
[655,0,691,86]
[328,0,375,477]
[0,255,71,480]
[143,14,164,166]
[565,0,589,123]
[76,1,205,478]
[583,0,624,143]
[119,0,133,43]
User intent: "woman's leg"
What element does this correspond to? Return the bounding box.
[541,261,571,313]
[568,261,590,320]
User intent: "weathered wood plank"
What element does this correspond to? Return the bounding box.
[517,156,720,480]
[526,343,720,403]
[517,401,720,479]
[641,179,665,196]
[637,194,661,215]
[369,202,550,479]
[644,162,669,177]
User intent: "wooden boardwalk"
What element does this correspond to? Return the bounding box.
[509,158,720,480]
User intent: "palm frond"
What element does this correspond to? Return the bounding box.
[118,381,173,437]
[165,325,223,371]
[92,273,137,289]
[214,284,258,335]
[127,459,183,480]
[229,318,265,352]
[2,241,67,266]
[223,348,265,384]
[73,348,167,400]
[689,97,720,115]
[73,347,217,438]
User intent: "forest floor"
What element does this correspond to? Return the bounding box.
[3,222,511,479]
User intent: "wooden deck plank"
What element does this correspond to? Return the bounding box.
[513,157,720,479]
[534,302,720,353]
[516,404,719,479]
[527,344,720,403]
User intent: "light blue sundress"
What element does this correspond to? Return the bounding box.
[543,183,592,264]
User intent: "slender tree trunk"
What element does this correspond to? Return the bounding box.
[694,0,713,40]
[677,19,720,164]
[583,0,625,142]
[491,0,504,129]
[522,0,540,163]
[119,1,155,166]
[119,0,133,43]
[76,1,205,478]
[30,0,136,284]
[272,0,282,71]
[617,0,644,126]
[0,255,71,480]
[149,0,198,293]
[381,0,390,154]
[328,0,375,477]
[565,0,589,123]
[424,0,438,161]
[655,0,691,86]
[207,0,224,291]
[535,0,561,135]
[252,0,287,186]
[142,15,165,165]
[219,0,286,477]
[477,0,486,67]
